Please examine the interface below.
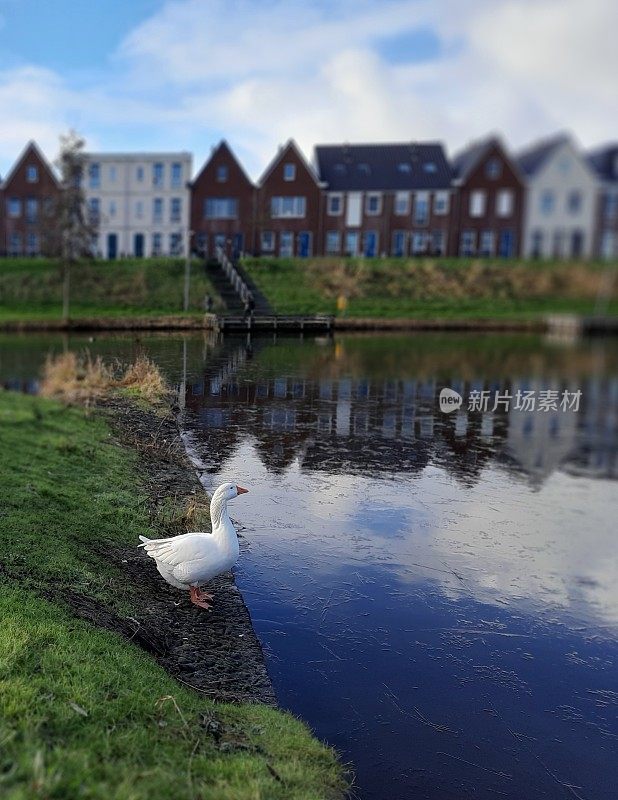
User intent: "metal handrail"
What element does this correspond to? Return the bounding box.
[215,246,251,305]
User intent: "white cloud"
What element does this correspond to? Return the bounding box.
[0,0,616,177]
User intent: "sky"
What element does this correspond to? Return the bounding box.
[0,0,615,180]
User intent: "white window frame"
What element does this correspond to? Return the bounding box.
[365,192,382,216]
[412,231,428,254]
[271,196,306,218]
[26,165,38,183]
[283,163,296,181]
[326,231,341,254]
[327,193,343,216]
[479,230,495,256]
[394,192,409,216]
[261,231,275,252]
[204,197,237,219]
[496,189,513,218]
[170,197,182,223]
[279,231,294,257]
[414,191,430,225]
[153,198,163,223]
[460,230,476,256]
[469,190,486,218]
[433,191,449,216]
[391,230,407,256]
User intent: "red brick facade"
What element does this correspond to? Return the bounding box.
[1,141,60,257]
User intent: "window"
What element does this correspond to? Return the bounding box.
[109,165,117,183]
[271,196,306,218]
[136,166,144,182]
[170,233,183,255]
[283,163,296,181]
[25,198,38,222]
[196,233,208,255]
[153,162,164,186]
[479,230,495,256]
[423,162,437,174]
[567,191,581,214]
[7,197,21,217]
[327,194,343,215]
[540,190,555,215]
[135,200,143,219]
[170,197,182,222]
[8,232,22,255]
[365,193,382,215]
[88,198,100,222]
[397,162,412,174]
[601,231,616,259]
[171,162,182,187]
[414,192,429,225]
[553,230,565,258]
[485,158,502,179]
[345,230,360,255]
[394,192,409,215]
[460,230,476,256]
[531,229,544,258]
[153,198,163,222]
[88,163,100,188]
[412,231,427,254]
[109,200,117,218]
[604,192,618,221]
[152,233,162,256]
[279,231,293,257]
[496,189,514,217]
[326,231,341,254]
[26,165,38,183]
[431,230,445,255]
[392,231,407,257]
[261,231,275,252]
[357,163,370,175]
[469,190,486,218]
[204,197,237,219]
[433,191,449,215]
[26,232,39,255]
[216,164,228,183]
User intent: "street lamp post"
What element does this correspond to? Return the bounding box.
[183,229,193,312]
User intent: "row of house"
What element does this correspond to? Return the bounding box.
[1,134,617,261]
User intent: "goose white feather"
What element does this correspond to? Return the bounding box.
[138,482,248,609]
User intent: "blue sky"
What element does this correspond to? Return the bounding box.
[0,0,614,179]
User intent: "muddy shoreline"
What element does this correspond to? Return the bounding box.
[101,398,276,706]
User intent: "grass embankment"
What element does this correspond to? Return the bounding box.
[0,257,222,323]
[0,384,344,798]
[242,257,618,319]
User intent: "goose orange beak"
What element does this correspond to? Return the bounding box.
[236,485,249,494]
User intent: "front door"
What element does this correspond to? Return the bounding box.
[364,231,378,257]
[498,229,514,258]
[279,231,293,257]
[107,233,117,260]
[232,234,244,259]
[298,231,312,258]
[345,231,359,256]
[571,230,583,258]
[134,233,144,258]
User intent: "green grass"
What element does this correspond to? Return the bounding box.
[0,258,222,321]
[0,391,345,799]
[243,257,618,319]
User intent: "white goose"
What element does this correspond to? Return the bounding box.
[139,482,248,610]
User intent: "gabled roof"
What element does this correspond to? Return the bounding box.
[516,133,571,176]
[1,139,60,189]
[258,139,321,187]
[191,139,254,187]
[314,142,452,191]
[451,136,496,180]
[587,143,618,184]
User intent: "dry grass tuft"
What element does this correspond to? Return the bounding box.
[40,352,169,406]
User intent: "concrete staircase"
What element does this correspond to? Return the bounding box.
[205,254,273,316]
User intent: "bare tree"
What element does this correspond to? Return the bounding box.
[42,131,98,321]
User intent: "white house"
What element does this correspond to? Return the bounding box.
[517,135,598,259]
[82,152,192,259]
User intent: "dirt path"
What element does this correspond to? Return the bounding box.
[102,398,276,706]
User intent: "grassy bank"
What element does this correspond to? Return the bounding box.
[242,257,618,319]
[0,390,345,799]
[0,257,222,322]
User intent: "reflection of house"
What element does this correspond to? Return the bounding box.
[451,136,524,258]
[314,142,454,257]
[255,140,323,258]
[1,141,61,256]
[82,151,192,259]
[517,134,598,259]
[563,377,618,480]
[587,144,618,260]
[190,141,255,260]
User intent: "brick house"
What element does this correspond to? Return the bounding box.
[451,137,524,258]
[256,140,323,257]
[190,140,255,259]
[314,142,454,257]
[1,141,61,257]
[587,144,618,259]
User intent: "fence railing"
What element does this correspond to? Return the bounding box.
[215,246,251,305]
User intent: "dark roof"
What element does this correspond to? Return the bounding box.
[516,133,571,176]
[587,144,618,183]
[451,137,498,180]
[314,142,452,190]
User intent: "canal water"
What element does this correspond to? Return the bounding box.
[2,331,617,800]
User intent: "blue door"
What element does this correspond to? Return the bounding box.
[107,233,117,260]
[392,231,406,257]
[134,233,144,258]
[298,231,312,258]
[498,229,514,258]
[364,231,377,257]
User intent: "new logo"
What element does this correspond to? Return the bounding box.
[439,388,463,413]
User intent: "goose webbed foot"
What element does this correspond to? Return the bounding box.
[189,586,213,610]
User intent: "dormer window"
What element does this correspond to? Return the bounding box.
[423,162,437,174]
[334,163,346,175]
[485,158,502,179]
[397,163,412,174]
[216,165,228,182]
[283,163,296,181]
[357,163,370,175]
[26,165,38,183]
